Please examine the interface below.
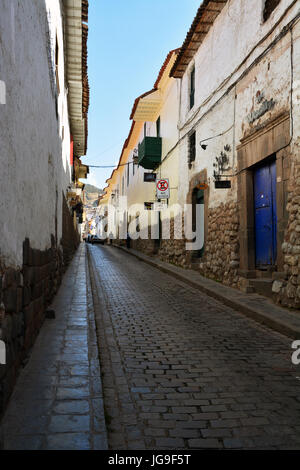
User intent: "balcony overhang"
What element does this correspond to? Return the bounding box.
[78,163,89,179]
[130,89,162,122]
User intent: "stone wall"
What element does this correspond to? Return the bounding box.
[0,237,59,418]
[158,218,187,268]
[118,223,157,256]
[157,202,240,288]
[61,193,80,266]
[116,215,188,264]
[114,204,240,288]
[276,163,300,309]
[197,202,240,287]
[130,239,156,256]
[0,203,79,419]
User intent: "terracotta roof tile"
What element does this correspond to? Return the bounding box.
[170,0,228,78]
[129,48,180,120]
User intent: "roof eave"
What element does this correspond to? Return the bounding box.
[170,0,228,79]
[63,0,89,157]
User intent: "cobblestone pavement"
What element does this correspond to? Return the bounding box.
[0,245,107,450]
[88,244,300,450]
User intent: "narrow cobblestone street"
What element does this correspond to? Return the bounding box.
[2,0,300,456]
[88,244,300,450]
[1,243,300,450]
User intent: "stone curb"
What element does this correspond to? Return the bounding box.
[114,245,300,340]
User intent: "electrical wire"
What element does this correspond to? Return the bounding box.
[154,8,300,171]
[88,6,299,177]
[87,138,124,160]
[88,162,133,168]
[199,124,234,146]
[178,0,299,133]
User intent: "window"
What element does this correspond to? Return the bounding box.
[188,131,196,168]
[189,67,195,109]
[55,36,60,94]
[156,116,161,137]
[132,159,135,176]
[263,0,281,22]
[144,122,147,137]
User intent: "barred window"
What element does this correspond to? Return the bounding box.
[263,0,281,22]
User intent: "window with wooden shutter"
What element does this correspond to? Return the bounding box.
[189,67,195,109]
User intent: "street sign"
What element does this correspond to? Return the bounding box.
[196,183,208,190]
[153,201,167,211]
[215,180,231,189]
[144,202,154,210]
[156,178,170,199]
[144,173,157,182]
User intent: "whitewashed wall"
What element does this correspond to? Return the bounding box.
[178,0,299,207]
[292,20,300,156]
[0,0,72,267]
[124,77,181,222]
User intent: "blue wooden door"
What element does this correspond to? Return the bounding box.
[254,160,277,267]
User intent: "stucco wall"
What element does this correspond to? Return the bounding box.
[179,0,297,126]
[292,19,300,153]
[175,0,300,304]
[114,76,181,234]
[178,0,299,208]
[0,0,72,268]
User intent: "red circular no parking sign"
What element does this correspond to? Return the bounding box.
[157,179,169,192]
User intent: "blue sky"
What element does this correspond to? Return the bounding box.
[83,0,200,189]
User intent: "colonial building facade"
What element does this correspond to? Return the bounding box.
[101,0,300,309]
[0,0,89,416]
[170,0,300,308]
[99,49,183,256]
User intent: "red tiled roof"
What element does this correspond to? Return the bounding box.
[170,0,228,78]
[129,89,157,120]
[154,48,181,88]
[129,48,180,120]
[106,48,180,187]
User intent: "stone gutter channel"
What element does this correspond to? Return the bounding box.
[115,245,300,340]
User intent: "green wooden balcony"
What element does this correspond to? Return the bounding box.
[138,137,162,170]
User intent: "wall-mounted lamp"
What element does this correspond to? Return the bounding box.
[199,125,234,150]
